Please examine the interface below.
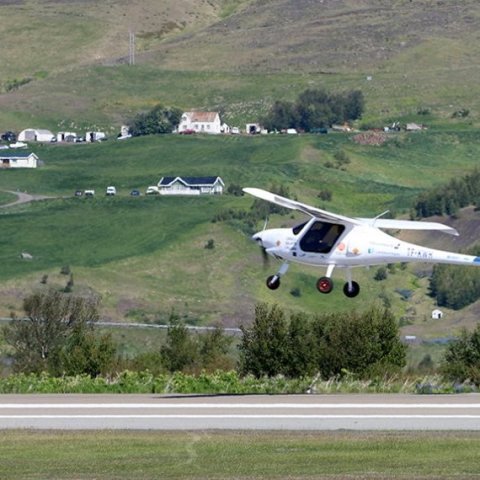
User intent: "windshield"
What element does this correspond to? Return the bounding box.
[292,221,308,235]
[299,221,345,253]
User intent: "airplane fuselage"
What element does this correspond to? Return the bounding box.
[256,219,480,269]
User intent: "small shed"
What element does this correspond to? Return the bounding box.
[432,309,443,320]
[246,123,261,134]
[0,152,39,168]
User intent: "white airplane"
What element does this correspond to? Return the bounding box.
[243,187,480,298]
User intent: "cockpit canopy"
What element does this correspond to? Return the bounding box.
[293,220,345,254]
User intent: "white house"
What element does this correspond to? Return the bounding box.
[432,309,443,320]
[157,176,224,195]
[18,129,55,142]
[0,152,39,168]
[178,111,228,134]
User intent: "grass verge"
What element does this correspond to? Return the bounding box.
[1,431,480,479]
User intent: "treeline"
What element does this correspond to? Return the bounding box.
[410,168,480,308]
[261,88,364,132]
[412,168,480,218]
[429,245,480,309]
[239,303,406,379]
[3,291,405,380]
[3,291,480,388]
[128,104,183,136]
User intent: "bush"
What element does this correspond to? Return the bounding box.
[441,325,480,385]
[239,303,406,379]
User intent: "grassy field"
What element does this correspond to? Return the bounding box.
[1,130,479,333]
[2,0,480,336]
[1,431,480,479]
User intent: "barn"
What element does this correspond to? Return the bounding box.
[18,129,55,142]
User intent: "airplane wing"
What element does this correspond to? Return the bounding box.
[243,187,459,235]
[359,218,459,236]
[242,187,363,225]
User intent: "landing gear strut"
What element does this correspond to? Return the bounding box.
[343,281,360,298]
[343,269,360,298]
[265,262,289,290]
[266,275,280,290]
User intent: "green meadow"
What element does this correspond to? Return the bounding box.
[1,129,479,332]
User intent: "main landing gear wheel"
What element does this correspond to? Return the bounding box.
[266,275,280,290]
[343,281,360,298]
[316,276,333,294]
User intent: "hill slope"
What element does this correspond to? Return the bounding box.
[1,0,480,129]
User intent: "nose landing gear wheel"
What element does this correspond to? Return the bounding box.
[343,281,360,298]
[266,275,280,290]
[316,276,333,294]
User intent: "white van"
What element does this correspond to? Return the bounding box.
[106,186,116,196]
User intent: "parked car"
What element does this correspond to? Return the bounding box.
[1,131,16,143]
[106,186,116,196]
[84,190,95,197]
[146,186,160,195]
[130,189,140,196]
[74,190,83,197]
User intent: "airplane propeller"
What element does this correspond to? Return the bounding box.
[253,234,270,267]
[257,217,270,267]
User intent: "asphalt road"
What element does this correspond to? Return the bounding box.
[1,393,480,430]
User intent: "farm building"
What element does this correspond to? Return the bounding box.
[0,152,39,168]
[57,131,77,142]
[86,131,106,142]
[178,111,229,134]
[18,129,55,142]
[157,176,224,195]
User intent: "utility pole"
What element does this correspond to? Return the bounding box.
[129,31,135,65]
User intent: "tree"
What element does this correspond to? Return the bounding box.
[3,290,107,375]
[441,325,480,385]
[262,88,365,133]
[59,325,117,377]
[314,306,406,379]
[430,258,480,310]
[198,326,234,372]
[344,90,365,121]
[284,312,318,377]
[129,104,182,137]
[261,100,297,131]
[160,321,198,373]
[238,303,289,377]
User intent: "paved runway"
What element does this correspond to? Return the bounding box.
[1,393,480,430]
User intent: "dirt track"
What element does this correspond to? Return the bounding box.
[0,190,54,208]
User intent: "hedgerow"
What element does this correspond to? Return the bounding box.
[0,370,476,394]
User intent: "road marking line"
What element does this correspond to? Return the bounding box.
[2,414,480,419]
[2,403,480,409]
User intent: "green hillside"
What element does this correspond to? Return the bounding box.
[1,1,480,129]
[1,0,480,344]
[0,131,479,337]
